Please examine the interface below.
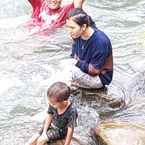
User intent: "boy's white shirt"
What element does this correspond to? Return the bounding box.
[39,10,59,25]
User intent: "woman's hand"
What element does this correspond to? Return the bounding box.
[74,54,80,61]
[88,64,100,76]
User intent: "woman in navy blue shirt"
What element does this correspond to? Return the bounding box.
[66,8,113,89]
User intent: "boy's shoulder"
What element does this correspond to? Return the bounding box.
[67,102,78,116]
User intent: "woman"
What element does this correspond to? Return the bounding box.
[66,8,113,89]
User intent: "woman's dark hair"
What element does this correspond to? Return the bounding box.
[47,82,70,102]
[68,8,96,28]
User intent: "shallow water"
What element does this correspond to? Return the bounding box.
[0,0,145,145]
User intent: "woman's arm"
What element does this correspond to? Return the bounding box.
[73,0,85,8]
[64,127,74,145]
[76,60,101,76]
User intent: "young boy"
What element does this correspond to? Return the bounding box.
[26,82,78,145]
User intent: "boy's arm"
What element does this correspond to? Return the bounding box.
[27,0,42,8]
[73,0,85,8]
[43,114,52,133]
[36,114,52,144]
[64,127,74,145]
[27,0,43,18]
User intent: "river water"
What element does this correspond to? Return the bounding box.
[0,0,145,145]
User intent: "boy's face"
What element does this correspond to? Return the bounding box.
[48,97,61,109]
[45,0,62,9]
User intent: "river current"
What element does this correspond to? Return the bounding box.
[0,0,145,145]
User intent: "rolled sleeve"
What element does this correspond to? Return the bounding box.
[90,51,107,70]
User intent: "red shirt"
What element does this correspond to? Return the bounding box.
[27,0,74,32]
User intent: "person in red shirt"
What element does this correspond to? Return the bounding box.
[27,0,85,34]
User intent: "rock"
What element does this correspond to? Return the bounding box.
[46,136,83,145]
[46,140,64,145]
[72,87,125,110]
[92,121,145,145]
[79,87,108,98]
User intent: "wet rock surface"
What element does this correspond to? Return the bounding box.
[93,121,145,145]
[72,87,126,117]
[46,136,87,145]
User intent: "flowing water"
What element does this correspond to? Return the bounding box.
[0,0,145,145]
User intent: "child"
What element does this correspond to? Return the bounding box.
[27,0,85,33]
[26,82,78,145]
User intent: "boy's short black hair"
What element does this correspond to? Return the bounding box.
[47,82,71,102]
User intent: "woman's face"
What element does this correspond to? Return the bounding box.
[66,18,84,39]
[45,0,62,9]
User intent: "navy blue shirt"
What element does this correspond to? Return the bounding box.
[71,28,113,85]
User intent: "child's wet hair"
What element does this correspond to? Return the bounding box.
[68,8,95,27]
[47,82,71,102]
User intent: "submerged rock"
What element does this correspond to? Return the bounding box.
[92,121,145,145]
[72,87,125,111]
[46,136,84,145]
